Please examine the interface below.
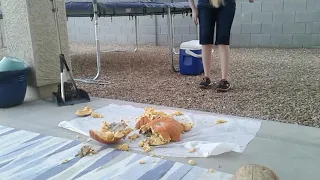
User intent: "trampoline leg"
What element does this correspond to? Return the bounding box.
[133,16,138,52]
[92,9,101,81]
[74,0,109,85]
[167,8,179,72]
[171,17,179,55]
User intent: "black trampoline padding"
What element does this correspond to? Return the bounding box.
[0,0,191,18]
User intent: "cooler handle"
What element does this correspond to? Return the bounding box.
[185,49,202,58]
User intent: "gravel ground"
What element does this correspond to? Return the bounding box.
[70,42,320,127]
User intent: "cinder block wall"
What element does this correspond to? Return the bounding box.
[67,0,320,48]
[0,0,319,48]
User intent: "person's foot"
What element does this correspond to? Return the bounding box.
[215,79,231,92]
[199,77,211,89]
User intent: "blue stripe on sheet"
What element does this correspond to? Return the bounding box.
[71,150,122,180]
[46,141,81,157]
[0,140,67,172]
[0,136,50,157]
[137,160,175,180]
[33,157,82,180]
[0,129,18,137]
[0,125,233,180]
[127,153,145,166]
[181,165,205,180]
[166,164,193,180]
[22,134,46,144]
[0,160,12,169]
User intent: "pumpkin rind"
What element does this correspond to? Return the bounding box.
[89,130,122,144]
[89,121,130,144]
[139,117,184,144]
[135,116,150,129]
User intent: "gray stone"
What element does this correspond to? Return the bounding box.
[283,0,307,12]
[128,35,139,44]
[231,24,242,34]
[157,34,168,45]
[109,26,122,34]
[242,23,262,34]
[138,16,155,26]
[262,23,283,34]
[116,35,128,43]
[250,34,271,46]
[160,25,168,35]
[279,44,303,48]
[121,26,134,34]
[307,0,315,10]
[241,1,262,13]
[236,2,242,12]
[312,34,320,46]
[283,23,306,33]
[182,34,197,42]
[98,26,110,34]
[306,23,320,33]
[295,11,320,23]
[173,35,182,46]
[139,34,156,44]
[271,34,293,45]
[104,34,116,43]
[233,13,252,24]
[189,25,198,35]
[231,34,250,45]
[317,0,320,9]
[273,12,295,23]
[252,12,273,23]
[262,1,284,12]
[174,25,190,35]
[138,26,156,35]
[293,34,313,47]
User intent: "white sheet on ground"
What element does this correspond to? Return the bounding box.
[58,104,262,158]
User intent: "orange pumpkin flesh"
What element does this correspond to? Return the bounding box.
[138,117,184,145]
[135,116,150,129]
[89,121,132,144]
[149,118,183,142]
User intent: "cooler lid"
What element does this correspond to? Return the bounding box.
[180,40,202,50]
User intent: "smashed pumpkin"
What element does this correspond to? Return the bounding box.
[75,106,93,117]
[91,112,104,118]
[138,117,184,145]
[89,120,133,144]
[135,107,194,146]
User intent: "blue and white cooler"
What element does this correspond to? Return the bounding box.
[179,40,204,75]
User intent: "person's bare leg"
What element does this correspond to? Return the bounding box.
[218,44,230,80]
[202,44,213,78]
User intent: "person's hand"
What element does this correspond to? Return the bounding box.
[191,8,198,25]
[249,0,254,3]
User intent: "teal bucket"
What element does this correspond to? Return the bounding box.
[0,56,29,108]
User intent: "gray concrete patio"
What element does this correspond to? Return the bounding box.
[1,97,319,180]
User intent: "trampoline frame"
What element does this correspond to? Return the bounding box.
[73,0,191,84]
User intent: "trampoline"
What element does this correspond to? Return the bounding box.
[0,0,192,83]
